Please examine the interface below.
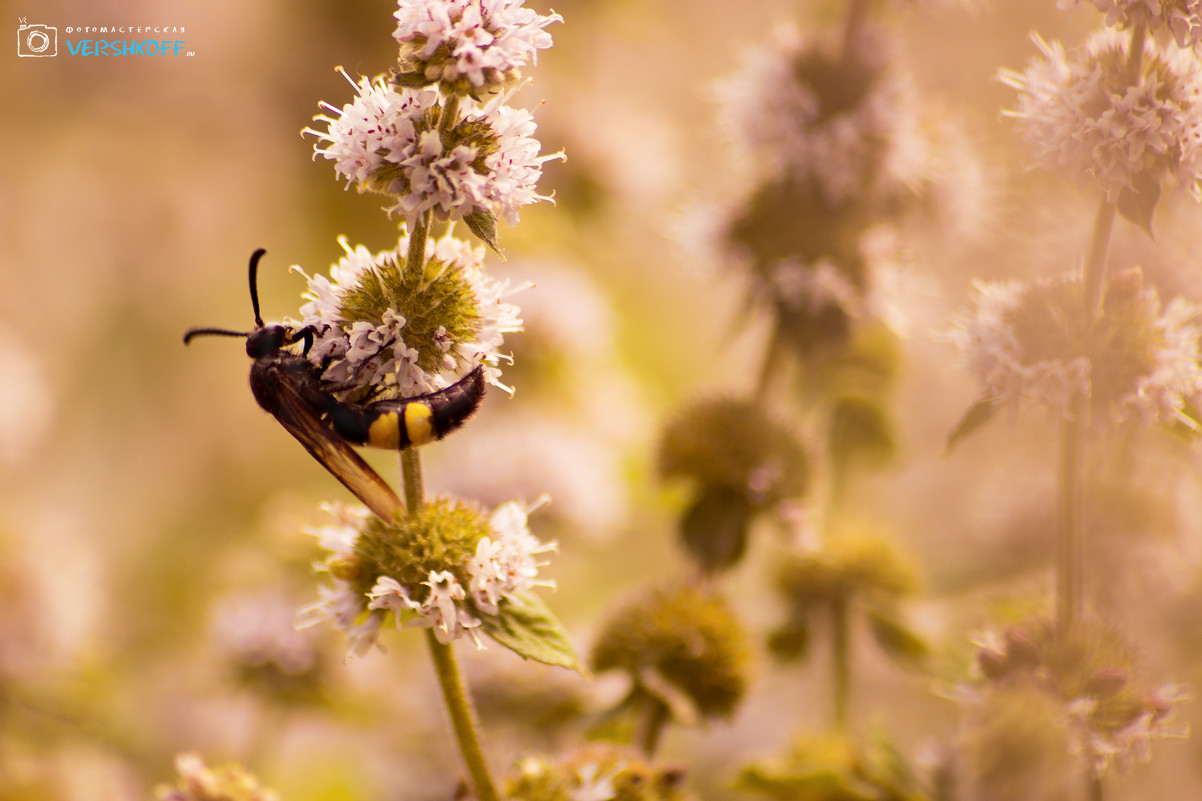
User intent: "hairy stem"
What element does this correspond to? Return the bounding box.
[755,322,788,403]
[402,449,426,515]
[1082,199,1117,323]
[1058,24,1143,637]
[1057,403,1084,634]
[426,631,502,801]
[401,209,434,514]
[832,596,851,730]
[638,698,670,758]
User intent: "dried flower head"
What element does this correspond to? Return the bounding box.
[505,746,690,801]
[293,231,524,395]
[1000,31,1202,199]
[658,397,809,508]
[298,496,554,655]
[1059,0,1202,49]
[591,582,752,722]
[392,0,562,96]
[769,525,926,665]
[737,731,930,801]
[968,617,1190,776]
[946,270,1202,426]
[307,71,561,228]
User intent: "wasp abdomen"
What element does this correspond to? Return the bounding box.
[325,366,485,451]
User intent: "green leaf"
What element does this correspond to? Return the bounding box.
[1117,170,1161,238]
[478,592,584,673]
[463,209,503,256]
[767,617,811,663]
[945,398,998,455]
[865,606,929,667]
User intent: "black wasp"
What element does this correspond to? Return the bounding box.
[184,249,485,519]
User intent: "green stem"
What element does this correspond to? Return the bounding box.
[406,209,432,276]
[440,93,462,134]
[755,322,788,403]
[402,449,425,514]
[1123,23,1146,87]
[401,208,433,514]
[426,630,502,801]
[638,698,670,758]
[1082,198,1117,324]
[1057,405,1084,635]
[398,201,496,801]
[831,596,850,730]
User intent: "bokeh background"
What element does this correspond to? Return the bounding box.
[4,0,1202,799]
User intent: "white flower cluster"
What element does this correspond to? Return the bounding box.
[211,591,319,676]
[297,499,555,656]
[1115,295,1202,427]
[716,25,932,206]
[1059,0,1202,49]
[308,72,560,229]
[948,280,1092,418]
[393,0,561,90]
[1064,684,1191,775]
[948,278,1202,425]
[293,232,524,395]
[1000,32,1202,198]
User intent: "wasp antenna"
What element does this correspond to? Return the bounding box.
[183,327,251,345]
[247,248,268,328]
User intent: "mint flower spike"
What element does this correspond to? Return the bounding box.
[945,272,1202,427]
[393,0,563,97]
[298,496,558,658]
[999,31,1202,201]
[291,230,526,397]
[1058,0,1202,50]
[305,68,562,232]
[715,23,934,208]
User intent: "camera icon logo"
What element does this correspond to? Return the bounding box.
[17,24,57,57]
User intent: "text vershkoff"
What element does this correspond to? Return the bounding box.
[16,18,192,57]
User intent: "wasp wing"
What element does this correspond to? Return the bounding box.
[268,379,404,522]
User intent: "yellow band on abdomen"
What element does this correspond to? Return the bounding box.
[404,403,436,446]
[366,411,403,449]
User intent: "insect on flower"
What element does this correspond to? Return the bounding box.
[184,249,486,519]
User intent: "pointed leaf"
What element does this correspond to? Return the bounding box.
[478,592,583,673]
[463,209,504,256]
[830,394,898,471]
[945,398,998,455]
[1117,171,1160,238]
[767,617,811,662]
[865,606,929,667]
